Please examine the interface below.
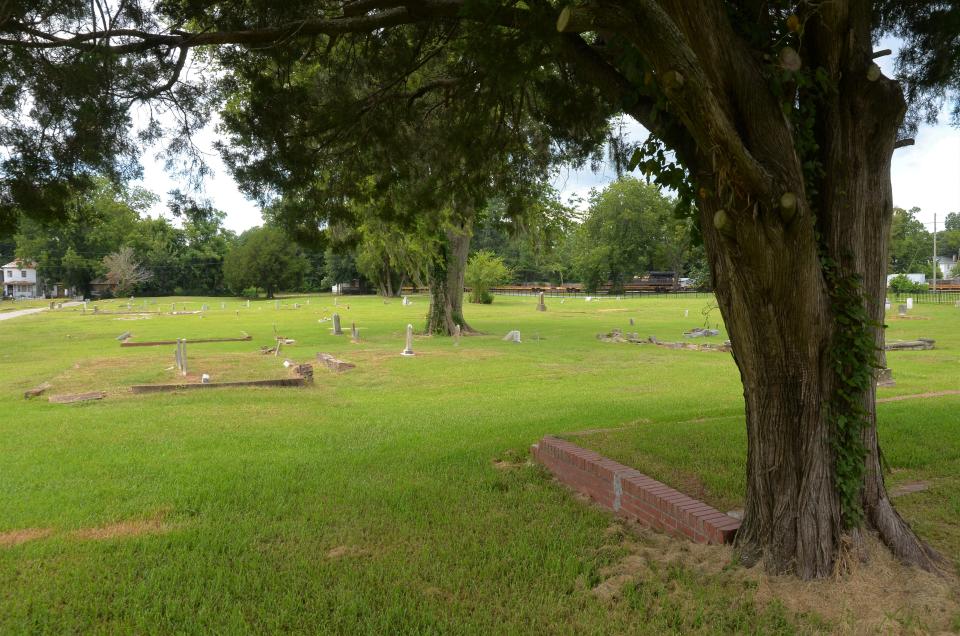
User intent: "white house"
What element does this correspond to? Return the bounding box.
[935,255,958,279]
[2,260,39,299]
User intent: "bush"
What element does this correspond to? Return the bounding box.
[888,274,927,294]
[241,287,260,299]
[466,251,511,304]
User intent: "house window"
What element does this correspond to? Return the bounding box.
[4,270,10,278]
[21,270,26,278]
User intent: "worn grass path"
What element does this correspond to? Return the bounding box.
[1,294,957,633]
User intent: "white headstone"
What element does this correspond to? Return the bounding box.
[453,323,461,346]
[201,373,210,384]
[502,330,521,343]
[906,297,914,310]
[402,295,411,306]
[401,324,415,356]
[884,300,891,311]
[684,309,689,317]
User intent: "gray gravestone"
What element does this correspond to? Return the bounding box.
[351,322,359,341]
[453,323,461,346]
[898,304,907,316]
[536,291,546,312]
[401,324,415,356]
[629,317,634,326]
[332,313,343,335]
[502,330,521,343]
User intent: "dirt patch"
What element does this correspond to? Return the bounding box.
[0,527,54,547]
[753,536,959,633]
[890,481,931,498]
[326,545,370,559]
[878,390,960,403]
[590,518,959,633]
[71,512,175,541]
[492,449,529,470]
[564,420,653,437]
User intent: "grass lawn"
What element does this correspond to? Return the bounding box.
[1,293,957,633]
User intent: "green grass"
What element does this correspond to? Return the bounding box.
[0,293,957,633]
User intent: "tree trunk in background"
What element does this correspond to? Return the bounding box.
[426,220,472,335]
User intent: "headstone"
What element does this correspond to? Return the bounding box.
[49,301,55,310]
[116,331,131,341]
[453,323,461,346]
[275,300,280,310]
[585,296,592,302]
[246,300,251,308]
[502,330,521,343]
[351,322,359,342]
[876,367,895,387]
[684,309,689,317]
[93,306,99,314]
[83,301,88,312]
[906,297,914,310]
[401,324,415,356]
[629,318,634,326]
[885,300,891,311]
[898,304,907,317]
[334,297,338,306]
[402,295,411,306]
[221,302,225,310]
[536,291,547,312]
[171,303,176,312]
[294,303,300,309]
[202,304,208,311]
[201,373,211,384]
[317,353,355,372]
[332,313,343,335]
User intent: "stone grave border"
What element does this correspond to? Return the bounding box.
[532,435,740,545]
[121,334,252,347]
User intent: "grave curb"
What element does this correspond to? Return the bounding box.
[130,377,306,393]
[531,435,740,544]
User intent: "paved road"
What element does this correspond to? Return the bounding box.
[0,301,81,322]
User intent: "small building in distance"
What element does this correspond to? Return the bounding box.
[2,260,39,299]
[89,277,118,298]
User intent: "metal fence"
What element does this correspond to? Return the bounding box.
[490,287,715,300]
[888,291,960,305]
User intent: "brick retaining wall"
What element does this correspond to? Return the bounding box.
[531,435,740,544]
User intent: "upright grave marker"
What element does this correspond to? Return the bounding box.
[536,291,547,312]
[332,313,343,335]
[401,324,415,356]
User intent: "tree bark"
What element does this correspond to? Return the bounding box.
[425,219,473,335]
[689,10,939,576]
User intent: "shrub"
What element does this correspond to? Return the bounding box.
[888,274,927,294]
[466,251,511,304]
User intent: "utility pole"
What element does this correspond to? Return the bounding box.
[932,213,937,291]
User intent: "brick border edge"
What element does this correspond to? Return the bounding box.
[532,435,740,545]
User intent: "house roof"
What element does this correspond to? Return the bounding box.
[2,260,36,269]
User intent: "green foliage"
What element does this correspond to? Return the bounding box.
[888,274,927,294]
[466,251,511,304]
[821,257,879,528]
[889,207,934,274]
[223,226,308,298]
[572,177,694,293]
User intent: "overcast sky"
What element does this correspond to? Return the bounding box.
[133,45,960,235]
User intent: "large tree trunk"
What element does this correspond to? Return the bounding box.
[688,7,940,578]
[426,219,473,335]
